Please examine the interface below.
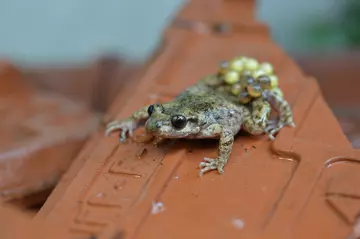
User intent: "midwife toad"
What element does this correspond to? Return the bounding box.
[105,75,295,176]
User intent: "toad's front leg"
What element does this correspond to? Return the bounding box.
[199,128,234,176]
[105,105,150,141]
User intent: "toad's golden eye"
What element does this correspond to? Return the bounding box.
[171,115,187,129]
[258,75,278,89]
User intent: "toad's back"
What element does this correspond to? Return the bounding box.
[174,83,240,114]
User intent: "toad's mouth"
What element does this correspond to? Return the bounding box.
[145,124,201,139]
[147,130,194,139]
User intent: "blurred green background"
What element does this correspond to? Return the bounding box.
[0,0,358,65]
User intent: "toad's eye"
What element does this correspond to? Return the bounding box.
[147,105,154,116]
[171,115,187,129]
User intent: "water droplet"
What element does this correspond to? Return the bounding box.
[96,192,106,198]
[232,218,245,230]
[151,201,165,215]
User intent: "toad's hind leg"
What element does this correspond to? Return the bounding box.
[262,89,295,128]
[251,97,285,140]
[261,89,295,138]
[239,105,267,136]
[238,103,283,140]
[251,97,271,129]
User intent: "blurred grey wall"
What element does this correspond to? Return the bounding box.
[0,0,342,66]
[0,0,184,65]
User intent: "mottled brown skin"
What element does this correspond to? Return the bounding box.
[200,75,295,138]
[249,92,295,140]
[105,75,294,176]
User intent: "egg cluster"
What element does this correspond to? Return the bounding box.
[217,56,283,104]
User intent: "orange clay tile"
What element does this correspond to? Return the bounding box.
[0,62,99,201]
[36,1,360,239]
[23,55,141,113]
[0,61,30,98]
[0,201,69,239]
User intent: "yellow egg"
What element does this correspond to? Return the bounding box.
[244,58,259,71]
[257,75,278,89]
[247,84,263,97]
[218,60,229,75]
[229,59,244,72]
[240,71,255,86]
[231,83,242,95]
[224,70,240,84]
[257,76,270,89]
[268,75,279,88]
[253,69,266,79]
[260,62,274,74]
[238,91,251,104]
